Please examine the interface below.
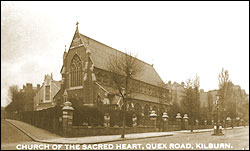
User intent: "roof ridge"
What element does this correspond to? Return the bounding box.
[79,33,153,67]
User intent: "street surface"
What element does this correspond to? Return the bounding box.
[1,120,33,143]
[1,119,249,150]
[106,127,249,150]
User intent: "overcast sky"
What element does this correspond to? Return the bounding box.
[1,1,249,107]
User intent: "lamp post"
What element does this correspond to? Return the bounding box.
[150,110,157,128]
[162,112,168,131]
[212,94,224,136]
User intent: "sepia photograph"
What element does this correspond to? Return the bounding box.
[1,1,249,150]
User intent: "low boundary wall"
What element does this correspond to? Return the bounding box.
[70,126,158,137]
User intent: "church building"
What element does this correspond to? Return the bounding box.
[54,22,171,122]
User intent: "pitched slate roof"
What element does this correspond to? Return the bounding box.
[53,80,61,89]
[79,33,165,87]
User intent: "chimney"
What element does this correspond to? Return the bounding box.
[168,80,171,85]
[26,83,32,90]
[37,84,40,91]
[181,82,184,87]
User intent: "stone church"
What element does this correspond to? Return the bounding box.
[54,22,171,118]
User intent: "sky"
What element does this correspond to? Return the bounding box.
[1,1,249,107]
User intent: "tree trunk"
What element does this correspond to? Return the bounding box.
[190,112,193,132]
[121,98,126,138]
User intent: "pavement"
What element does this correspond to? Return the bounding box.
[176,128,214,134]
[5,119,231,144]
[5,119,174,144]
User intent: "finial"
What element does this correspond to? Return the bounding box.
[76,21,79,27]
[64,45,66,52]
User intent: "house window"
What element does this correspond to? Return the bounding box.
[45,85,50,100]
[70,55,83,87]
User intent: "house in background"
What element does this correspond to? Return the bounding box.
[20,83,37,111]
[34,73,61,111]
[165,81,185,106]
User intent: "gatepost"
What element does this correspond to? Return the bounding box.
[204,120,207,128]
[183,114,189,130]
[195,119,199,129]
[211,119,214,128]
[62,101,74,137]
[162,112,168,131]
[236,117,240,126]
[226,117,231,128]
[176,113,182,130]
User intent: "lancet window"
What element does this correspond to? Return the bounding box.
[70,55,83,87]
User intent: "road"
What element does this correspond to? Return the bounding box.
[1,119,35,150]
[1,120,249,150]
[106,127,249,150]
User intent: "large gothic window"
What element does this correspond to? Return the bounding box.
[70,55,83,87]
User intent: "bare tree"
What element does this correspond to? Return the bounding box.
[207,92,213,121]
[218,68,230,108]
[107,51,143,138]
[182,75,200,132]
[218,68,235,126]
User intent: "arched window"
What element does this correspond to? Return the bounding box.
[144,105,150,116]
[103,73,109,85]
[153,106,158,115]
[149,87,152,95]
[159,106,165,117]
[96,72,102,83]
[70,54,83,87]
[134,103,141,116]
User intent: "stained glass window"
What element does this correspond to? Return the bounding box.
[70,55,83,87]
